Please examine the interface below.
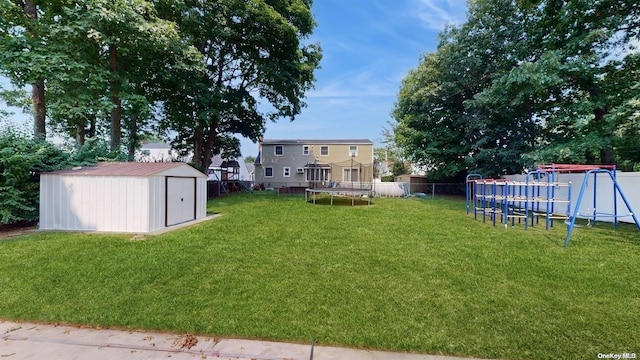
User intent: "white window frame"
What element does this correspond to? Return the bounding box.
[274,145,284,156]
[320,146,329,156]
[349,145,358,157]
[265,167,273,177]
[303,145,310,155]
[343,168,360,182]
[283,167,291,177]
[306,168,330,182]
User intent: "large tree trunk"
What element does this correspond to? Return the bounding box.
[76,116,85,147]
[202,123,217,174]
[194,125,203,170]
[88,113,96,138]
[32,79,46,138]
[594,107,615,165]
[109,44,122,152]
[128,113,138,161]
[20,1,46,139]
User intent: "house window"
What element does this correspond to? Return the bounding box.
[303,145,310,155]
[306,168,330,182]
[349,145,358,157]
[283,167,291,177]
[343,168,360,182]
[274,145,284,156]
[320,146,329,156]
[265,167,273,177]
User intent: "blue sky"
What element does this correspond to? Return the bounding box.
[244,0,468,157]
[1,0,469,158]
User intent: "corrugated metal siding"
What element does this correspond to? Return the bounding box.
[39,175,150,232]
[196,177,207,219]
[40,163,207,233]
[148,176,165,232]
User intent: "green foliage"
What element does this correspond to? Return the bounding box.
[68,137,126,166]
[391,160,408,177]
[1,0,319,165]
[393,0,640,178]
[0,124,68,225]
[157,0,322,171]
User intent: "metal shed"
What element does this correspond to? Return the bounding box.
[39,162,208,233]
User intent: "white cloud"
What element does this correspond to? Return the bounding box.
[414,0,467,30]
[310,64,399,98]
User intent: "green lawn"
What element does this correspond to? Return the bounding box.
[1,192,638,359]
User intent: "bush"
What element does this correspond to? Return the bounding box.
[68,137,126,166]
[0,125,69,225]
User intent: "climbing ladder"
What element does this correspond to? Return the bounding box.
[466,164,640,248]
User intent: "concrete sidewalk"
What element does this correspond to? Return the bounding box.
[1,320,483,360]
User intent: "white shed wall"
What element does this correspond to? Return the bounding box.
[148,175,165,232]
[195,176,207,219]
[40,175,150,232]
[40,164,207,233]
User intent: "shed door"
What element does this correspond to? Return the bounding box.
[166,177,196,226]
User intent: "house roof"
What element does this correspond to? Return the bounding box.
[261,139,373,145]
[44,162,198,177]
[303,162,331,169]
[140,142,171,150]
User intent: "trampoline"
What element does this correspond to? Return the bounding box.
[305,187,374,206]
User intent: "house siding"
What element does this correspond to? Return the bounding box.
[255,139,374,188]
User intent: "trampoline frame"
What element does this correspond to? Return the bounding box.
[305,187,374,206]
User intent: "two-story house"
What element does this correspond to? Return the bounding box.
[254,139,374,189]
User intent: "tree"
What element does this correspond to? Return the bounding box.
[391,160,409,177]
[394,0,640,178]
[394,0,525,179]
[2,0,321,167]
[0,0,46,137]
[158,0,322,172]
[373,123,403,178]
[0,124,68,225]
[1,0,202,159]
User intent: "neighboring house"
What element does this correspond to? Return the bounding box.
[254,139,374,189]
[208,155,253,182]
[136,142,192,163]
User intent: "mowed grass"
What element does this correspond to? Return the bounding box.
[0,192,639,359]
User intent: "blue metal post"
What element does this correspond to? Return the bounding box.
[565,169,640,248]
[565,172,590,248]
[525,176,529,230]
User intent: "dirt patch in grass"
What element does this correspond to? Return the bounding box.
[0,222,38,240]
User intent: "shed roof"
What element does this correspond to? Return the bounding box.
[44,162,199,177]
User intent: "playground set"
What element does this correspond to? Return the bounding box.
[207,160,253,197]
[465,164,640,247]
